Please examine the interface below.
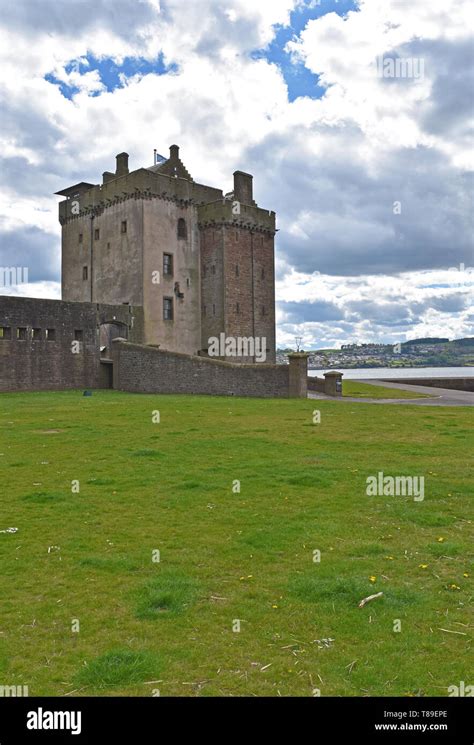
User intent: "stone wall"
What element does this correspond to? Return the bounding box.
[382,377,474,392]
[0,297,143,391]
[112,341,301,397]
[307,376,326,393]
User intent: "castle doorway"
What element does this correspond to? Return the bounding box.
[99,321,128,358]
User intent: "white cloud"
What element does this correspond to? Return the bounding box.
[0,0,472,346]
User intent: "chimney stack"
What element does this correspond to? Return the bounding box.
[233,171,254,206]
[115,152,129,177]
[169,144,179,160]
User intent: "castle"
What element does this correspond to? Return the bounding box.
[0,146,340,398]
[58,145,276,363]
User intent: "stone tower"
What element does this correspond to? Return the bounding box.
[57,146,276,362]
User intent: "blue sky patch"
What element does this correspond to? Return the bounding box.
[252,0,359,101]
[45,53,178,99]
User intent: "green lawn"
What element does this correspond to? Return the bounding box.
[0,390,472,697]
[343,381,431,399]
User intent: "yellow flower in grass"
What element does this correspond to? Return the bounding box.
[369,576,377,583]
[463,572,469,578]
[419,564,429,569]
[437,537,445,543]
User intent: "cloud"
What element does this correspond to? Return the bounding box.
[0,0,472,347]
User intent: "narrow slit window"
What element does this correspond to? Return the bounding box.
[0,327,11,340]
[177,218,187,239]
[163,253,173,276]
[163,297,174,320]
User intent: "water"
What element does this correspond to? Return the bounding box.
[308,366,474,380]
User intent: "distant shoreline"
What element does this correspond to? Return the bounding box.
[308,366,474,380]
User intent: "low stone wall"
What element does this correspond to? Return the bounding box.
[0,296,143,391]
[307,371,343,397]
[308,376,325,393]
[381,377,474,392]
[112,341,302,397]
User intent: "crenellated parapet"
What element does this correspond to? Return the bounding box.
[197,199,276,235]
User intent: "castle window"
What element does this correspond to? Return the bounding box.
[83,266,88,280]
[235,231,239,241]
[235,264,239,277]
[163,297,174,321]
[186,278,190,288]
[46,329,56,341]
[121,220,127,234]
[236,302,240,314]
[212,304,216,316]
[261,235,264,246]
[78,233,83,244]
[262,305,266,316]
[261,268,265,280]
[0,327,11,340]
[177,218,187,239]
[212,265,216,275]
[94,228,100,240]
[107,242,111,250]
[17,327,27,341]
[74,330,84,342]
[163,253,173,276]
[32,328,42,341]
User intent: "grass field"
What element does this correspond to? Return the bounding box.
[0,390,472,697]
[342,381,431,399]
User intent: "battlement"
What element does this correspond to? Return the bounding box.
[197,199,276,234]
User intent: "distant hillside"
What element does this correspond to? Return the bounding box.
[402,338,449,346]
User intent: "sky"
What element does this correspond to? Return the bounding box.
[0,0,472,349]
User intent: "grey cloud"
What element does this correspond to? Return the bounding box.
[278,299,344,323]
[250,132,474,276]
[0,0,158,38]
[0,226,60,283]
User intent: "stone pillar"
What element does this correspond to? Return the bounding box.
[111,337,127,390]
[324,371,343,397]
[287,353,310,398]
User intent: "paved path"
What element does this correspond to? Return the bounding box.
[308,379,474,407]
